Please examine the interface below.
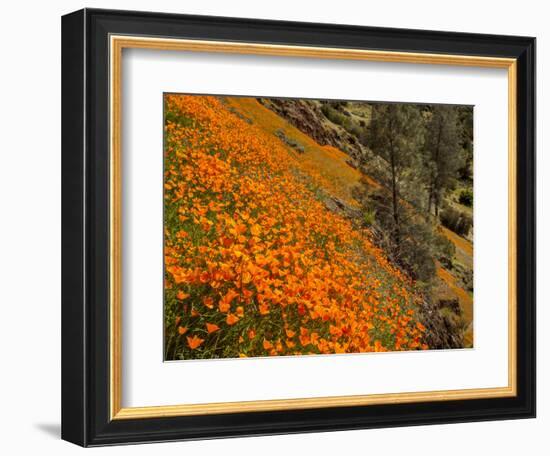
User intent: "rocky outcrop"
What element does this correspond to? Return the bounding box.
[418,298,466,349]
[323,196,362,220]
[257,98,366,163]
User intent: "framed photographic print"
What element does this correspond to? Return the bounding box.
[61,8,536,446]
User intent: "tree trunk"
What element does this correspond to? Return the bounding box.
[432,120,443,218]
[427,183,433,215]
[388,142,400,247]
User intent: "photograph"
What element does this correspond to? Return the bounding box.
[163,93,474,360]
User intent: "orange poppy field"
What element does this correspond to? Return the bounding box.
[163,94,473,360]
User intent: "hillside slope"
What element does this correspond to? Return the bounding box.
[227,96,473,347]
[164,95,430,360]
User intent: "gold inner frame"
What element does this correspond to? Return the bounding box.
[109,35,517,420]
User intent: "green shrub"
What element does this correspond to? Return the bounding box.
[274,129,305,154]
[165,111,194,127]
[349,125,362,137]
[321,104,364,138]
[358,189,437,284]
[433,233,456,267]
[362,209,377,227]
[440,206,472,237]
[458,188,473,207]
[321,105,347,126]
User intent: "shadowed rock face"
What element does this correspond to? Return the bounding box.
[257,98,366,163]
[418,299,465,350]
[323,196,361,220]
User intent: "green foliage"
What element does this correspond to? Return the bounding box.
[364,104,424,172]
[439,306,469,334]
[274,128,305,153]
[355,187,438,284]
[357,105,435,282]
[321,103,363,138]
[348,124,362,137]
[457,106,474,181]
[433,233,456,268]
[458,188,473,207]
[321,104,346,125]
[439,206,473,237]
[362,104,424,246]
[422,105,465,215]
[362,208,377,227]
[164,110,195,127]
[399,221,437,283]
[355,103,472,286]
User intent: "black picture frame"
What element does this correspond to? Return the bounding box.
[62,8,536,447]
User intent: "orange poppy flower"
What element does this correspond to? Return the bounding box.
[203,296,215,309]
[226,313,239,325]
[176,291,190,300]
[206,323,220,333]
[186,335,204,349]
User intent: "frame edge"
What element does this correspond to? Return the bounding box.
[61,8,88,448]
